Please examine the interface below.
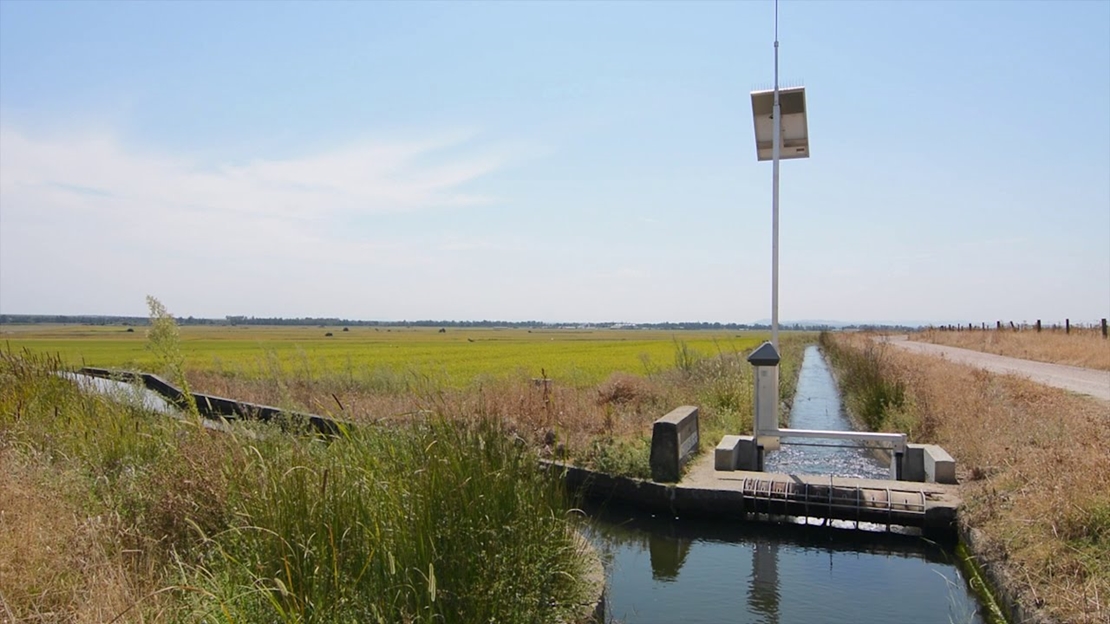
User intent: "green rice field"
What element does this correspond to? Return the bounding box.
[0,324,769,386]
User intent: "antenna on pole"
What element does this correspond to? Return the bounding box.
[750,0,808,346]
[771,0,781,349]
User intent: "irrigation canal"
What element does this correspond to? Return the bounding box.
[66,347,990,623]
[589,346,987,624]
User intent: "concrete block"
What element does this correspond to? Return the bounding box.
[649,406,699,483]
[736,436,761,471]
[924,445,957,484]
[715,435,742,471]
[902,444,927,482]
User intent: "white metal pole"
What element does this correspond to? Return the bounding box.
[771,0,781,350]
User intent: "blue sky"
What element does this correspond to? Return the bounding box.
[1,0,1107,324]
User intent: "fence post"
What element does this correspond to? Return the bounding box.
[1036,320,1041,333]
[1102,318,1107,339]
[996,321,1001,330]
[1066,319,1070,335]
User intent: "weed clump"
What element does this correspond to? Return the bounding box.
[596,372,656,406]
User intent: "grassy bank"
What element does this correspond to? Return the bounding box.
[0,350,592,623]
[820,332,1109,624]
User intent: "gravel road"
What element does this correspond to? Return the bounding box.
[881,335,1110,403]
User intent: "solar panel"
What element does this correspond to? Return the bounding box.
[751,86,810,161]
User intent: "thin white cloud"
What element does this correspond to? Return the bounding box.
[0,125,533,314]
[0,126,516,264]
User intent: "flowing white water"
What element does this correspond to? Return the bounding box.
[764,345,889,479]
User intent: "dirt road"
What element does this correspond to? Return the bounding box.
[881,335,1110,403]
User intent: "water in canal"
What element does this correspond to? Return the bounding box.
[590,345,986,624]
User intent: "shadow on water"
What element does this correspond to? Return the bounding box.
[585,345,985,624]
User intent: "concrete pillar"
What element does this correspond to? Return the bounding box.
[748,342,781,457]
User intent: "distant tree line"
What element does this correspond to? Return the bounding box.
[0,314,917,332]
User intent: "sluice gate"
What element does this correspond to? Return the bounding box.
[738,476,927,530]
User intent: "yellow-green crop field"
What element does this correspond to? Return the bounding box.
[1,324,770,386]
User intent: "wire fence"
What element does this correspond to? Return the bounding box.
[928,318,1108,338]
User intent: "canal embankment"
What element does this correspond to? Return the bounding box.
[821,331,1109,624]
[0,350,602,623]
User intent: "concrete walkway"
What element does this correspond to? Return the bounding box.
[881,335,1110,402]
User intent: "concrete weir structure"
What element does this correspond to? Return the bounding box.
[620,341,962,536]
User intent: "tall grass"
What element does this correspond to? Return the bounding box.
[185,420,587,623]
[819,331,905,431]
[0,349,592,623]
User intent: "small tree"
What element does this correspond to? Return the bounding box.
[146,295,198,416]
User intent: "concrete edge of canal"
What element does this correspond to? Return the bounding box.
[542,457,962,539]
[959,522,1053,624]
[569,531,607,624]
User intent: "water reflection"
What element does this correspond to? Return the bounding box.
[749,540,780,624]
[586,502,982,624]
[648,530,691,582]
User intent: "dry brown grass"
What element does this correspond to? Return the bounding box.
[911,327,1110,370]
[830,333,1110,624]
[0,450,167,624]
[185,368,693,476]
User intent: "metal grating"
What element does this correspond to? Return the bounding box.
[738,477,927,530]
